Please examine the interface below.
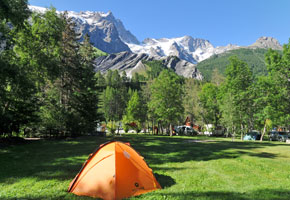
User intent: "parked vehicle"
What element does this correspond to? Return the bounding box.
[203,124,225,136]
[175,125,198,136]
[269,131,289,142]
[243,131,261,141]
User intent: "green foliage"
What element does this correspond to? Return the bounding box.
[0,2,41,136]
[102,70,128,125]
[92,46,107,58]
[0,0,30,26]
[149,70,184,135]
[218,56,254,138]
[14,8,64,81]
[102,85,127,123]
[144,60,167,80]
[1,0,289,138]
[122,90,146,132]
[253,46,290,136]
[199,83,220,126]
[197,48,274,81]
[0,7,102,137]
[106,121,116,135]
[183,78,203,125]
[95,71,106,88]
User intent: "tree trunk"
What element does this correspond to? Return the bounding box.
[240,123,244,141]
[157,121,159,135]
[170,123,173,136]
[260,121,267,142]
[152,120,154,135]
[232,125,235,142]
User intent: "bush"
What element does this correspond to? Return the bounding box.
[107,121,116,135]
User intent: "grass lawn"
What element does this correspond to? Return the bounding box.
[0,134,290,200]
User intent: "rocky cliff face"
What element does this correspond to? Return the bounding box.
[250,36,283,50]
[94,52,203,79]
[67,10,135,53]
[29,6,136,53]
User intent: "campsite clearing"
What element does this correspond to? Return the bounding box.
[0,134,290,200]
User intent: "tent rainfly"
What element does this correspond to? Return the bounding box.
[68,141,161,199]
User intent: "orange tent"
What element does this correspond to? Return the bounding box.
[68,141,161,200]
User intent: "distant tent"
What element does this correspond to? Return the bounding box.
[68,141,161,199]
[126,122,138,128]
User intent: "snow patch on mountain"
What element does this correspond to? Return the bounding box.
[28,5,48,13]
[128,36,239,64]
[28,5,138,53]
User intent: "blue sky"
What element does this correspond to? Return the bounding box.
[28,0,290,47]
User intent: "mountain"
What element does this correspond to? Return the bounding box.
[196,48,275,81]
[29,6,284,80]
[196,37,283,81]
[128,36,283,65]
[29,5,138,53]
[28,6,241,64]
[128,36,240,64]
[249,36,283,50]
[94,51,203,79]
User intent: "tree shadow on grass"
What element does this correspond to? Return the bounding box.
[0,136,110,183]
[134,189,290,200]
[0,189,289,200]
[154,173,176,188]
[0,135,289,200]
[118,136,283,165]
[0,135,284,185]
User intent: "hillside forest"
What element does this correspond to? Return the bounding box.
[1,1,289,140]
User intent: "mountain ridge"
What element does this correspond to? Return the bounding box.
[29,5,283,61]
[94,51,203,79]
[29,5,283,79]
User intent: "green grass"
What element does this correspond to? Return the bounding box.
[93,46,108,58]
[1,134,290,200]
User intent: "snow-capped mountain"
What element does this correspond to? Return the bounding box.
[28,5,283,78]
[29,5,138,53]
[128,36,240,63]
[29,5,240,63]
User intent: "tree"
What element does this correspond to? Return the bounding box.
[253,46,290,140]
[144,60,166,80]
[122,90,146,133]
[253,76,277,141]
[149,70,184,136]
[219,56,253,139]
[211,68,225,86]
[102,70,128,133]
[0,50,39,136]
[102,86,125,123]
[0,0,30,26]
[265,47,290,128]
[199,83,220,127]
[121,71,128,83]
[95,71,106,88]
[0,1,39,136]
[75,34,100,133]
[183,78,203,126]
